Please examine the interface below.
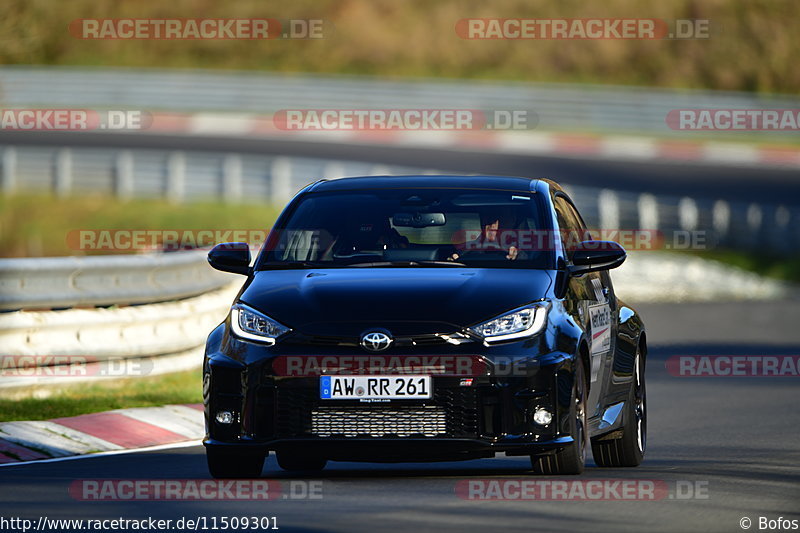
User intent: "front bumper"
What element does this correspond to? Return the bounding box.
[203,333,579,461]
[204,436,575,462]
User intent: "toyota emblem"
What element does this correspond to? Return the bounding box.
[361,331,393,352]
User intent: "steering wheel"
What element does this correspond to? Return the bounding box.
[456,249,512,260]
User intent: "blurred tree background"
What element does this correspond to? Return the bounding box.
[0,0,797,93]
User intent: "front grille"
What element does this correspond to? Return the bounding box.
[274,387,479,438]
[305,335,346,346]
[300,334,453,348]
[408,335,451,346]
[311,406,446,437]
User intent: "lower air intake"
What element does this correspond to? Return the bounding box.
[310,406,447,437]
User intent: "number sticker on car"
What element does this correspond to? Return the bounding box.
[320,375,432,399]
[589,304,612,355]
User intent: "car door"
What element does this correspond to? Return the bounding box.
[554,194,616,419]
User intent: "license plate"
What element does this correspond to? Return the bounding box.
[320,375,432,399]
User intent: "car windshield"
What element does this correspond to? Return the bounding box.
[258,188,555,270]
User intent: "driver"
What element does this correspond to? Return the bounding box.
[449,208,519,261]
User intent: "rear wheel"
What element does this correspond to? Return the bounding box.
[591,345,646,467]
[206,448,265,479]
[276,450,328,472]
[531,357,587,475]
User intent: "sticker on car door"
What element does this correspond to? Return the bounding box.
[588,303,612,381]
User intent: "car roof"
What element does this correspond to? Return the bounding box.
[307,175,564,195]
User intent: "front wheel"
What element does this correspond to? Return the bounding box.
[206,448,265,479]
[591,345,646,467]
[531,357,587,475]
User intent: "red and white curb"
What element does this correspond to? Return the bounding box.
[0,404,203,464]
[136,112,800,169]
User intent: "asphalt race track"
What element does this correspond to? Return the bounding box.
[2,301,798,533]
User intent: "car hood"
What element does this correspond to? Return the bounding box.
[239,268,553,336]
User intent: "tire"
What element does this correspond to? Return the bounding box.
[531,357,588,475]
[206,448,265,479]
[276,450,328,472]
[591,345,646,467]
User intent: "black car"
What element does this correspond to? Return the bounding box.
[203,175,647,477]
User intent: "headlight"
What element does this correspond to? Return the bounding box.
[470,303,549,343]
[230,303,291,345]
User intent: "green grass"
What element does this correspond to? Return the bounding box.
[0,369,202,422]
[690,249,800,284]
[0,0,798,93]
[0,193,281,257]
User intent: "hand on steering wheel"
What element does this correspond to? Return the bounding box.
[449,246,518,261]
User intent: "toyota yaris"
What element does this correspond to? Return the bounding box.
[203,175,647,477]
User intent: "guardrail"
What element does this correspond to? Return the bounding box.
[565,185,800,255]
[0,145,425,205]
[2,66,799,135]
[0,282,240,390]
[0,249,235,311]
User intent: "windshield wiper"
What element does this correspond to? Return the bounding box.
[260,261,329,269]
[347,260,467,268]
[417,260,467,267]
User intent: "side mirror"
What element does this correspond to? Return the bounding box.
[208,242,251,275]
[568,240,626,276]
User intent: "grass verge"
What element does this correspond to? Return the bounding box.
[690,250,800,284]
[0,193,281,257]
[0,369,202,422]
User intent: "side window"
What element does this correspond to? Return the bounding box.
[563,201,587,232]
[562,195,615,303]
[554,196,588,251]
[553,196,575,233]
[555,195,602,301]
